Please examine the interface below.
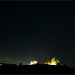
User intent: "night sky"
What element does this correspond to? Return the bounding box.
[0,1,75,67]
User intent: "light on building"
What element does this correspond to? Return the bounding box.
[29,61,38,65]
[45,57,60,65]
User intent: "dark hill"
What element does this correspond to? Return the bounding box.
[0,64,75,74]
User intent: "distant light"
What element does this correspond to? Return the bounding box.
[45,57,60,65]
[0,64,2,66]
[29,61,38,65]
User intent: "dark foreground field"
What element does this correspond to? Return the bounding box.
[0,64,75,74]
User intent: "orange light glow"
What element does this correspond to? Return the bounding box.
[29,61,38,65]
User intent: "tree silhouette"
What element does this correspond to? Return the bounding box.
[19,63,22,66]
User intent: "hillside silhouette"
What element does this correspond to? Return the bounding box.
[0,64,75,74]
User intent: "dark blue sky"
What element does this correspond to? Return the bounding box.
[0,1,75,67]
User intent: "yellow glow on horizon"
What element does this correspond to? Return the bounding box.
[45,57,60,65]
[29,61,38,65]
